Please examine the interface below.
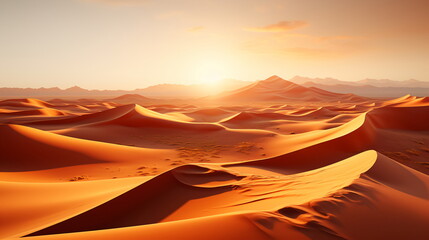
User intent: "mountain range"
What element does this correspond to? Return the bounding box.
[290,76,429,97]
[0,79,250,99]
[290,76,429,88]
[1,76,428,98]
[212,75,365,102]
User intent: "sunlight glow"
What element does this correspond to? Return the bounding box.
[194,59,231,87]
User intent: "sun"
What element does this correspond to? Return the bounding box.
[200,72,223,86]
[195,63,225,86]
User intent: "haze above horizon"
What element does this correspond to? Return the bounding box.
[0,0,428,90]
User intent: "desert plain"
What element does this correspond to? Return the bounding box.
[0,76,428,240]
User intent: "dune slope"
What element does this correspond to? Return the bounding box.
[0,94,428,240]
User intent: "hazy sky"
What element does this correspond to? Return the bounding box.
[0,0,428,89]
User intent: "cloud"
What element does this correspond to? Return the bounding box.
[242,32,365,60]
[187,26,205,32]
[245,21,308,33]
[81,0,150,6]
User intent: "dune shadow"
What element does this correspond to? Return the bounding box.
[0,125,105,172]
[28,170,229,236]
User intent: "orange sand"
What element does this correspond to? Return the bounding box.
[1,77,428,240]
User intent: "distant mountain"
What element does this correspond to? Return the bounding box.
[289,76,359,86]
[356,79,429,88]
[2,76,427,99]
[289,76,429,97]
[136,79,251,98]
[0,79,251,99]
[135,84,207,98]
[302,82,429,98]
[289,76,429,88]
[214,75,366,102]
[0,87,131,98]
[110,94,158,104]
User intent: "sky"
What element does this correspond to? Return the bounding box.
[0,0,428,89]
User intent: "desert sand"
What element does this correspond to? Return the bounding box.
[1,77,429,240]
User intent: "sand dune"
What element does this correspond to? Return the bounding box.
[32,104,214,130]
[28,104,151,129]
[0,124,180,174]
[0,108,66,117]
[222,112,288,123]
[219,107,359,134]
[230,104,429,175]
[8,151,429,240]
[0,177,144,239]
[367,105,429,130]
[24,151,376,236]
[214,76,368,103]
[0,99,70,124]
[1,91,428,239]
[180,108,236,122]
[0,98,53,109]
[27,105,281,155]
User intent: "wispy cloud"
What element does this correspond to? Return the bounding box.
[245,21,308,33]
[187,26,205,32]
[242,32,365,60]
